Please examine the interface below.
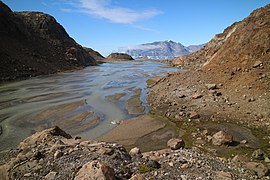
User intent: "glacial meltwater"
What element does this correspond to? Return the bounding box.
[0,61,179,151]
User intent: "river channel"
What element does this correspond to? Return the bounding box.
[0,61,179,151]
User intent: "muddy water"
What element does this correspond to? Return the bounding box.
[0,61,179,151]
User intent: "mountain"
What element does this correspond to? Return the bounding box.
[119,40,205,59]
[0,1,97,81]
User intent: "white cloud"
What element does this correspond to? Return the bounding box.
[78,0,162,24]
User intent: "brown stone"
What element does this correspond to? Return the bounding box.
[245,162,269,178]
[130,174,144,180]
[189,111,200,119]
[192,93,203,99]
[45,171,57,180]
[253,60,263,68]
[215,171,232,180]
[205,84,217,90]
[74,160,115,180]
[167,138,185,150]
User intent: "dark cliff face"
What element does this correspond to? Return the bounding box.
[0,1,97,81]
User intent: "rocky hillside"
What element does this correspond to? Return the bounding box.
[172,4,270,70]
[0,2,97,81]
[1,127,268,179]
[148,3,270,168]
[120,40,204,60]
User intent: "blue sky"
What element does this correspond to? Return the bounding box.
[3,0,270,56]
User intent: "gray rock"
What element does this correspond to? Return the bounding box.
[212,131,233,146]
[146,160,161,169]
[252,149,266,160]
[167,138,185,150]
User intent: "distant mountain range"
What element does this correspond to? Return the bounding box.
[119,40,205,59]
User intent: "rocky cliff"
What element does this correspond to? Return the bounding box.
[0,2,97,81]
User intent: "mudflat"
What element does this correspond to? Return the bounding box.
[99,115,177,151]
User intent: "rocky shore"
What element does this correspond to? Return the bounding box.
[1,127,269,179]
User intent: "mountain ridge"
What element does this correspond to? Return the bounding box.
[119,40,205,59]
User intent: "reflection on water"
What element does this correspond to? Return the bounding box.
[0,61,179,151]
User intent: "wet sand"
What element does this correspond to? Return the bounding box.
[99,115,177,151]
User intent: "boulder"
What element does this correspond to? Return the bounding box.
[189,111,200,119]
[129,174,144,180]
[205,84,217,90]
[212,131,233,146]
[129,147,141,156]
[192,93,203,99]
[215,171,232,180]
[146,160,161,169]
[245,162,270,178]
[44,171,57,180]
[167,138,185,150]
[252,149,266,160]
[253,60,263,68]
[74,160,115,180]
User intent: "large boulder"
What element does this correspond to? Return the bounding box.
[106,53,134,61]
[167,138,185,150]
[212,131,233,146]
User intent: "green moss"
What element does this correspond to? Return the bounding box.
[139,164,154,173]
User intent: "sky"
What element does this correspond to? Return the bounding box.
[3,0,270,56]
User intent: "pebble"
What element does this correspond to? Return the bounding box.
[54,150,63,159]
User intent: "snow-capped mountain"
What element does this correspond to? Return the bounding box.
[119,40,205,59]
